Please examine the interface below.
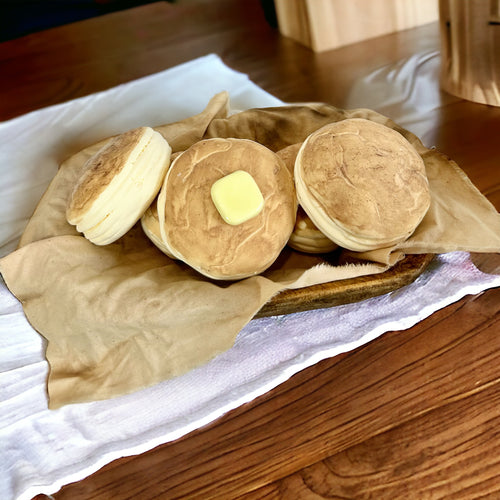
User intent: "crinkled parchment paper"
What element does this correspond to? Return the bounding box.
[1,92,499,408]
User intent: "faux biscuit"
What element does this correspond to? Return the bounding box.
[277,143,338,254]
[67,126,172,245]
[157,138,297,280]
[295,118,431,251]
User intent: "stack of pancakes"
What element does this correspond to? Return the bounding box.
[66,117,431,280]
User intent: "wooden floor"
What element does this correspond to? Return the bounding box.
[3,1,500,498]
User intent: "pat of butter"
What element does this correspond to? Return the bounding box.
[211,170,264,225]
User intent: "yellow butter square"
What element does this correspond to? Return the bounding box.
[210,170,264,225]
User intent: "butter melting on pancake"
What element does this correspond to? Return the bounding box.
[157,138,297,280]
[210,170,264,225]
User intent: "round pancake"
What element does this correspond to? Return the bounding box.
[295,118,431,251]
[276,142,301,178]
[67,126,172,245]
[141,198,176,258]
[140,151,181,259]
[288,206,338,254]
[277,143,337,254]
[157,138,297,280]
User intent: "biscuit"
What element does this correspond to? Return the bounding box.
[141,198,175,258]
[67,126,172,245]
[295,118,430,251]
[277,143,337,254]
[157,138,297,280]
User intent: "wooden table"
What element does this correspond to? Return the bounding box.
[2,1,499,498]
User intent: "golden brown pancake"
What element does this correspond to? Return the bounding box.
[288,206,339,254]
[277,143,338,254]
[141,151,182,258]
[141,198,176,258]
[295,118,430,251]
[157,138,297,280]
[276,142,301,178]
[66,126,172,245]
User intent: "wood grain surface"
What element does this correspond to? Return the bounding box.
[52,284,500,500]
[2,1,499,499]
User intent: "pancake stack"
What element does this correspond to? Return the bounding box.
[277,143,338,254]
[295,118,430,251]
[66,126,171,245]
[155,137,296,280]
[66,114,431,280]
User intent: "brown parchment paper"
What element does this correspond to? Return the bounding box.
[1,92,499,408]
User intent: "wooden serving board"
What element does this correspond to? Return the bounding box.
[256,253,434,318]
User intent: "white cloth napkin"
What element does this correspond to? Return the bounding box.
[1,54,499,500]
